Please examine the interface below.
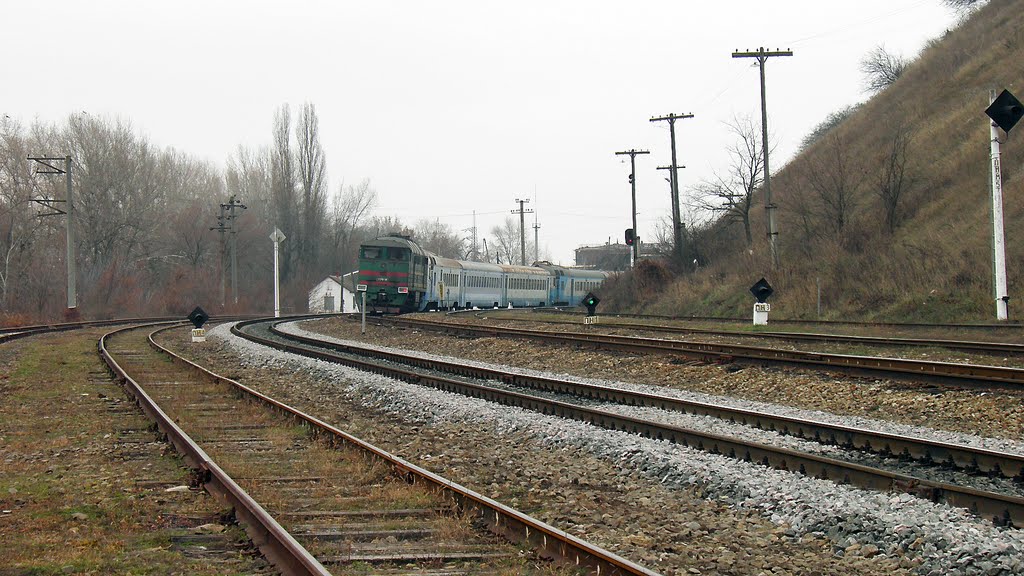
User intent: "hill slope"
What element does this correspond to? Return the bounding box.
[615,0,1024,323]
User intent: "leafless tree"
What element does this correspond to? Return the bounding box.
[800,105,860,151]
[874,123,915,233]
[803,132,865,238]
[490,217,521,264]
[413,219,465,259]
[0,118,40,311]
[693,116,765,247]
[860,45,907,93]
[295,102,328,277]
[944,0,985,13]
[271,105,298,281]
[327,179,377,273]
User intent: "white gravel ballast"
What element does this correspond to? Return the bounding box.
[214,321,1024,576]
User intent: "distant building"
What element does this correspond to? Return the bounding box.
[575,241,672,271]
[308,273,358,313]
[575,243,630,271]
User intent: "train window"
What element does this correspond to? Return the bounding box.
[361,247,381,260]
[389,248,407,260]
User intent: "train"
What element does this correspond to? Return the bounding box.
[356,235,609,314]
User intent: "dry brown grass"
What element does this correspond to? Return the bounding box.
[621,0,1024,322]
[0,330,267,574]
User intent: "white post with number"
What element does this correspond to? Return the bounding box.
[269,228,286,318]
[753,302,770,326]
[357,284,368,334]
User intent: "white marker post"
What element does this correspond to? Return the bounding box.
[990,90,1009,321]
[269,228,286,318]
[753,302,770,326]
[357,284,368,334]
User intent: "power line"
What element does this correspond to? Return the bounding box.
[650,113,693,264]
[733,47,793,270]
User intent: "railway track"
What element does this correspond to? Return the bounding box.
[379,316,1024,388]
[101,322,658,576]
[535,309,1024,331]
[234,318,1024,528]
[475,311,1024,356]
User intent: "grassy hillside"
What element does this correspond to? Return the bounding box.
[608,0,1024,322]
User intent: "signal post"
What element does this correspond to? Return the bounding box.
[615,148,650,267]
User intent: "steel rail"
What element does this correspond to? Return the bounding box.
[235,319,1024,528]
[224,320,662,575]
[178,320,664,575]
[0,315,257,344]
[100,324,332,576]
[268,322,1024,480]
[536,308,1024,330]
[384,317,1024,388]
[482,314,1024,356]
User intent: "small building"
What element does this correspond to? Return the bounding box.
[308,274,358,313]
[575,242,630,271]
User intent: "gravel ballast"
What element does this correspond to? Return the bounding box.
[167,320,1024,575]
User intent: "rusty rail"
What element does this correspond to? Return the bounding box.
[383,317,1024,388]
[100,324,333,576]
[235,319,1024,528]
[268,322,1024,481]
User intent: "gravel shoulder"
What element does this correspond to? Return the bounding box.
[159,318,1023,576]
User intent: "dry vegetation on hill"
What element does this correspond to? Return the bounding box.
[609,0,1024,322]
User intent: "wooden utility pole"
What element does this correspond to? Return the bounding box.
[512,198,533,265]
[533,212,541,263]
[221,195,247,304]
[732,47,792,269]
[650,113,693,264]
[210,204,229,307]
[28,156,76,314]
[615,149,650,266]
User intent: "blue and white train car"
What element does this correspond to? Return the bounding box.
[537,263,609,307]
[500,264,551,308]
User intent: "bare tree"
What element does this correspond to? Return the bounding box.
[860,45,907,93]
[803,132,864,238]
[413,219,465,259]
[490,217,520,264]
[0,117,40,311]
[874,123,915,233]
[271,105,298,281]
[327,179,377,273]
[944,0,985,13]
[693,116,765,247]
[295,102,328,277]
[800,105,860,151]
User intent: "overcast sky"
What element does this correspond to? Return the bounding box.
[3,1,961,264]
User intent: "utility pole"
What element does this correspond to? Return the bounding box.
[533,211,541,263]
[29,156,76,315]
[511,198,533,265]
[471,210,478,260]
[615,149,650,266]
[732,47,793,269]
[650,113,693,264]
[221,195,247,305]
[210,204,228,307]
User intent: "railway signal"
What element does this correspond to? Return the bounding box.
[749,278,773,326]
[188,306,209,342]
[985,88,1022,321]
[986,89,1024,133]
[582,292,600,320]
[625,228,635,246]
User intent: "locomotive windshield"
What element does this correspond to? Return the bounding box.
[361,247,382,260]
[389,248,410,260]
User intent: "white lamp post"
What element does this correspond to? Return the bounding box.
[269,228,286,317]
